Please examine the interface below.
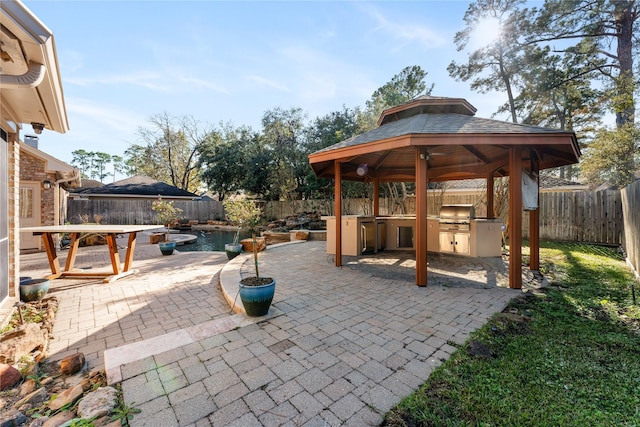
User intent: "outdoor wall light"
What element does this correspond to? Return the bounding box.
[43,180,52,190]
[31,122,45,134]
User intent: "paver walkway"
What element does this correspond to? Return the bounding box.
[19,237,535,426]
[19,236,230,369]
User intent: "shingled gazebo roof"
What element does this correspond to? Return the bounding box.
[309,96,580,182]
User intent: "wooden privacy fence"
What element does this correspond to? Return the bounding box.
[621,180,640,279]
[66,187,635,250]
[263,193,484,219]
[265,190,627,245]
[529,190,623,245]
[67,199,224,226]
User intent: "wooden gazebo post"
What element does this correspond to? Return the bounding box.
[415,148,428,286]
[373,177,380,216]
[486,172,495,218]
[529,157,540,270]
[334,160,342,267]
[508,147,523,289]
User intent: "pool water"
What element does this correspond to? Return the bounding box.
[176,230,250,252]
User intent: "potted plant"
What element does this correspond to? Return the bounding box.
[222,201,244,260]
[222,198,274,316]
[152,196,183,255]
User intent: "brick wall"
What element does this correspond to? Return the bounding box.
[8,136,19,298]
[19,150,55,226]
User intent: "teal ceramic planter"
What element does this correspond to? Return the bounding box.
[225,243,243,260]
[159,241,176,255]
[20,278,50,302]
[239,278,275,317]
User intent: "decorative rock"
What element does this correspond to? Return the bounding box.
[60,352,85,375]
[240,237,266,253]
[149,233,165,244]
[49,383,84,411]
[0,323,46,364]
[20,378,37,395]
[0,363,21,390]
[42,411,75,427]
[294,230,309,240]
[14,386,47,408]
[0,408,27,426]
[93,417,122,427]
[262,232,290,245]
[28,416,49,426]
[77,386,118,419]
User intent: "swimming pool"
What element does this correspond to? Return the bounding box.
[176,230,250,252]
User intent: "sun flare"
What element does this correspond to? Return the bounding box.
[470,16,503,49]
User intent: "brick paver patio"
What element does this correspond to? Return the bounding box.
[19,236,532,426]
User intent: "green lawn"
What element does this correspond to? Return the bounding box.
[383,241,640,427]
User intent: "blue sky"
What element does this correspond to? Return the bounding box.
[25,0,526,177]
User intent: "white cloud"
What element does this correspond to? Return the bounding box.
[65,70,169,92]
[67,97,145,134]
[365,6,448,49]
[245,75,291,93]
[176,75,229,94]
[277,44,374,103]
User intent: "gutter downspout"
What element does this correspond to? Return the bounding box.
[0,61,46,88]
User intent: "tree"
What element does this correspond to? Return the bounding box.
[509,45,605,180]
[111,155,125,182]
[361,66,435,211]
[581,123,639,187]
[129,113,209,192]
[363,65,434,129]
[123,144,152,177]
[199,123,256,201]
[524,1,639,184]
[71,149,94,180]
[243,142,275,199]
[303,106,361,198]
[92,152,112,183]
[528,0,638,128]
[260,107,308,200]
[448,0,528,123]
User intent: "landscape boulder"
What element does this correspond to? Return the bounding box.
[60,352,85,375]
[77,386,118,419]
[240,237,266,253]
[0,363,21,390]
[0,323,46,364]
[49,383,84,411]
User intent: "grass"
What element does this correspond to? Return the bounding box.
[382,241,640,427]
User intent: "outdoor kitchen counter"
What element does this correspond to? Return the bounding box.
[323,215,502,257]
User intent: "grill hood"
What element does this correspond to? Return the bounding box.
[439,204,475,222]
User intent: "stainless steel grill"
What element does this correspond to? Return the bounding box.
[438,204,475,232]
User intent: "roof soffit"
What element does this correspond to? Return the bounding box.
[0,1,69,134]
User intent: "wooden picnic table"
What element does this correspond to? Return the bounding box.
[20,224,162,283]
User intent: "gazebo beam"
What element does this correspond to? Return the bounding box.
[463,145,492,164]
